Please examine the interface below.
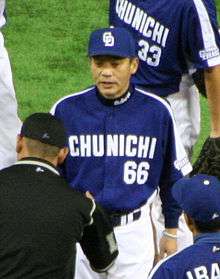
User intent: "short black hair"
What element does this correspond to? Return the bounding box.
[194,219,220,233]
[25,138,60,159]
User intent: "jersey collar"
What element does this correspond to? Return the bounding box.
[194,232,220,244]
[96,85,133,106]
[15,157,60,176]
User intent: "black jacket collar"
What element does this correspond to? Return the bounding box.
[15,157,60,175]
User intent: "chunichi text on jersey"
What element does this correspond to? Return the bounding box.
[68,134,157,159]
[186,262,220,279]
[115,0,169,48]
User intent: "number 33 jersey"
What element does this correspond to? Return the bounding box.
[109,0,220,97]
[51,86,192,227]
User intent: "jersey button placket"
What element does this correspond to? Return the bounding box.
[103,110,117,210]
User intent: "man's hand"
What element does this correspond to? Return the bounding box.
[159,229,177,259]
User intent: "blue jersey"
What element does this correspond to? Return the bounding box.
[51,85,192,227]
[148,233,220,279]
[109,0,220,96]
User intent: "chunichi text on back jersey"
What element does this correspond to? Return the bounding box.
[115,0,169,47]
[186,262,220,279]
[114,0,170,67]
[69,134,157,159]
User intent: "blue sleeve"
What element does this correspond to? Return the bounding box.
[160,182,182,228]
[159,125,182,228]
[159,114,190,228]
[182,0,220,69]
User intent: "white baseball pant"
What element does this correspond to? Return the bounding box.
[0,31,21,170]
[75,192,157,279]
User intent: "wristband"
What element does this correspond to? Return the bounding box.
[163,230,178,239]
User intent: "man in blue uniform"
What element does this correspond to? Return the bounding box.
[109,0,220,146]
[148,174,220,279]
[51,27,192,278]
[109,0,220,250]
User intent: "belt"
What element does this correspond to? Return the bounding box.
[109,209,142,227]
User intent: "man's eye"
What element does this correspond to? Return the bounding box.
[95,62,103,67]
[111,62,119,67]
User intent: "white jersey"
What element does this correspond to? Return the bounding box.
[0,0,6,28]
[0,0,21,169]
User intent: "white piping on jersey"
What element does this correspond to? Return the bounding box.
[192,0,220,66]
[136,88,192,176]
[88,198,96,226]
[50,86,95,115]
[148,249,181,279]
[15,160,60,176]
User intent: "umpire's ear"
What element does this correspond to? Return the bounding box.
[16,135,23,154]
[57,147,69,165]
[16,135,26,160]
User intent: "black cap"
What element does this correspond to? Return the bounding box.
[20,113,67,148]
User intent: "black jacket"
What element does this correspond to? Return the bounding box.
[0,157,118,278]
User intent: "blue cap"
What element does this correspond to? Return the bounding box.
[88,27,136,58]
[172,174,220,222]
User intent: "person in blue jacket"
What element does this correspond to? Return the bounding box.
[148,174,220,279]
[51,27,192,278]
[109,0,220,251]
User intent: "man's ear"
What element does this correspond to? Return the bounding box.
[184,213,195,233]
[16,135,26,160]
[16,135,23,154]
[57,147,69,165]
[130,57,139,75]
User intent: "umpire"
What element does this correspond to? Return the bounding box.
[0,112,118,279]
[148,174,220,279]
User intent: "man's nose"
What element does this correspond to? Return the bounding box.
[100,65,113,77]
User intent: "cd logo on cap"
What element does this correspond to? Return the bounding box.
[103,32,115,47]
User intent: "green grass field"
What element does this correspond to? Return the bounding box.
[2,0,220,160]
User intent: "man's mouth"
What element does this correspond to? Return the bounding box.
[100,81,115,87]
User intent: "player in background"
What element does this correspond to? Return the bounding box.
[51,27,192,278]
[0,112,118,279]
[0,0,21,169]
[148,174,220,279]
[109,0,220,251]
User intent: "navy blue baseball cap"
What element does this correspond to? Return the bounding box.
[172,174,220,222]
[88,27,136,58]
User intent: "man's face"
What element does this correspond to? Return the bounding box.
[90,56,138,99]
